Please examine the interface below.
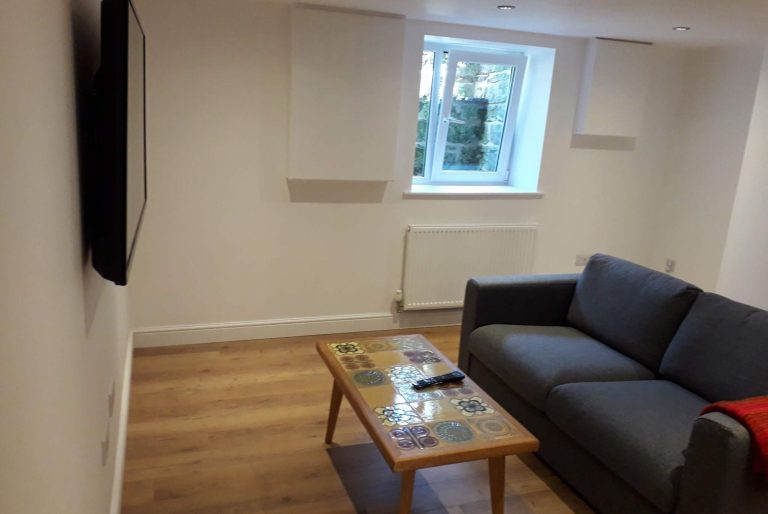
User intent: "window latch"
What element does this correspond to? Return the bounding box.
[442,117,466,125]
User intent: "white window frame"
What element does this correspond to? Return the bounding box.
[415,44,528,186]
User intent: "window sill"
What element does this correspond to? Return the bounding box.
[403,184,544,199]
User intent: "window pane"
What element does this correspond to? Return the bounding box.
[413,51,434,177]
[442,61,514,172]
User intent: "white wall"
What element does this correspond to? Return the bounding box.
[0,1,132,513]
[650,46,764,290]
[129,0,689,341]
[717,45,768,309]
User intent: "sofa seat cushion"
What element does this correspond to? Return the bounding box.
[467,324,654,411]
[567,254,701,371]
[547,381,708,513]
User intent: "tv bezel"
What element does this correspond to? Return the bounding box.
[92,0,147,286]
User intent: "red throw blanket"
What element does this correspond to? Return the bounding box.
[702,396,768,475]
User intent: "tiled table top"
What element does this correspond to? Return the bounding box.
[317,334,538,471]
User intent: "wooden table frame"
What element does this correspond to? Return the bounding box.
[317,336,539,514]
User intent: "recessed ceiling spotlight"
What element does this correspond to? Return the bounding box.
[497,5,516,10]
[673,26,691,31]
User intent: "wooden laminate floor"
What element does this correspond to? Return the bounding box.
[122,326,594,514]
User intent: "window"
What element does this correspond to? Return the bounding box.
[414,43,527,185]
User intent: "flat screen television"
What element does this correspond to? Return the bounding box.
[92,0,147,286]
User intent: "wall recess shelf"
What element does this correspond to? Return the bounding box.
[288,5,405,181]
[573,38,653,148]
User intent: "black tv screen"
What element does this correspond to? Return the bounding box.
[93,0,147,286]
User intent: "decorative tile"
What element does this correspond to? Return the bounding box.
[395,437,418,450]
[410,399,466,422]
[420,435,439,447]
[403,350,442,364]
[361,340,394,353]
[390,335,429,350]
[386,365,424,385]
[389,425,440,451]
[439,385,475,397]
[390,428,411,439]
[419,362,455,378]
[359,385,404,408]
[340,354,376,370]
[470,417,518,439]
[352,369,389,387]
[368,351,411,369]
[374,404,421,427]
[330,342,364,356]
[397,386,442,403]
[450,397,494,417]
[433,421,475,443]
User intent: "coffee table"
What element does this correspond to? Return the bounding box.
[317,334,539,513]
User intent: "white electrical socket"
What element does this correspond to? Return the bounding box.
[665,258,676,273]
[575,254,590,266]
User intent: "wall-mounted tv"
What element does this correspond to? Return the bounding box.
[92,0,147,286]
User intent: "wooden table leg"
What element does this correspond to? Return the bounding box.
[324,380,343,444]
[398,469,415,514]
[489,456,505,514]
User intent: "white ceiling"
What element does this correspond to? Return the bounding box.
[282,0,768,47]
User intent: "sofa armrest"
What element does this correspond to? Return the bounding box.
[458,273,579,370]
[676,412,768,514]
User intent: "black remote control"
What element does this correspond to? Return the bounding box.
[412,371,466,390]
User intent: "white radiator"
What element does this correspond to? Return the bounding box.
[401,224,537,311]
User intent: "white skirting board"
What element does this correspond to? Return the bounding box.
[109,334,134,514]
[133,311,462,348]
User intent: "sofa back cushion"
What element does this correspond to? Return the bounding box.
[567,254,701,371]
[660,293,768,401]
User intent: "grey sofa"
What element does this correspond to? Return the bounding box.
[459,254,768,514]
